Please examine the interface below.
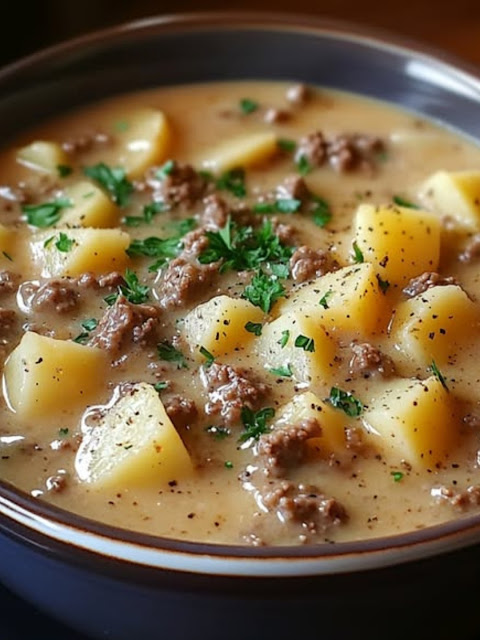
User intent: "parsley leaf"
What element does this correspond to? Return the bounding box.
[239,406,275,443]
[376,274,390,294]
[119,269,149,304]
[319,290,332,309]
[269,364,293,378]
[127,236,183,270]
[73,332,89,344]
[245,321,263,336]
[278,329,290,348]
[253,198,301,215]
[57,164,73,178]
[81,318,98,332]
[294,334,315,352]
[216,168,246,198]
[205,425,231,440]
[429,360,449,391]
[329,387,364,417]
[277,138,296,153]
[352,241,364,263]
[296,154,312,176]
[239,98,259,114]
[391,471,404,482]
[312,196,332,227]
[393,195,419,209]
[155,160,175,179]
[124,202,164,227]
[157,340,188,369]
[169,218,197,236]
[153,381,168,392]
[84,162,133,207]
[55,232,75,252]
[224,460,234,469]
[199,346,215,367]
[22,197,71,228]
[243,269,286,313]
[58,427,69,437]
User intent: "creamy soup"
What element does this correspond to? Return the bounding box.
[1,81,480,546]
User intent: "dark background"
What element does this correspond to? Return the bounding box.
[2,0,480,69]
[1,1,480,638]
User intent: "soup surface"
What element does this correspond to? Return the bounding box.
[1,81,480,546]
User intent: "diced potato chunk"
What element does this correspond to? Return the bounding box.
[3,332,107,420]
[60,181,119,228]
[199,132,277,174]
[363,376,459,468]
[391,285,478,367]
[257,312,336,385]
[354,203,441,285]
[30,228,130,277]
[420,170,480,229]
[17,141,68,174]
[183,295,264,358]
[280,263,390,336]
[75,382,192,488]
[274,391,347,457]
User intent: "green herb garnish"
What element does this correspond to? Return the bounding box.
[55,232,75,253]
[269,364,293,378]
[124,202,164,227]
[73,332,89,344]
[245,321,263,336]
[296,154,311,176]
[429,360,449,391]
[153,381,168,392]
[81,318,98,332]
[376,274,390,294]
[58,428,69,437]
[329,387,364,417]
[239,98,259,114]
[278,329,290,348]
[294,334,315,352]
[127,236,183,270]
[224,460,234,469]
[43,236,55,248]
[312,196,332,227]
[57,164,73,178]
[216,168,247,198]
[243,269,286,313]
[205,425,231,440]
[278,138,296,153]
[239,406,275,443]
[393,195,419,209]
[114,120,129,132]
[22,197,71,228]
[157,340,188,369]
[84,162,133,207]
[155,160,175,179]
[352,241,364,263]
[319,290,332,309]
[391,471,404,482]
[199,346,215,367]
[253,198,301,215]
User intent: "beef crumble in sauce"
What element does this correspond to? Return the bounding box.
[1,81,480,546]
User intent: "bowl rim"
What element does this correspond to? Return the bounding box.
[2,10,480,576]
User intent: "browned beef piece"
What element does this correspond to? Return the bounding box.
[0,308,16,334]
[158,255,219,309]
[264,108,291,124]
[261,479,347,532]
[29,280,79,313]
[344,425,365,452]
[74,271,126,290]
[89,296,160,353]
[62,130,112,154]
[295,131,327,167]
[327,133,384,173]
[256,418,321,477]
[434,485,480,510]
[290,245,337,283]
[165,395,198,429]
[459,234,480,263]
[181,228,210,256]
[349,342,395,379]
[276,175,308,201]
[0,271,18,294]
[203,363,269,426]
[463,414,480,428]
[46,474,68,493]
[285,83,310,105]
[201,194,229,229]
[270,217,296,245]
[150,162,206,208]
[403,271,459,297]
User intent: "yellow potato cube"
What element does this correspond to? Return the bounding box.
[75,382,192,488]
[30,228,130,277]
[3,332,107,420]
[60,181,119,228]
[420,170,480,229]
[391,285,478,367]
[199,132,278,174]
[274,391,347,458]
[257,312,336,385]
[17,140,69,174]
[363,376,459,468]
[183,295,264,358]
[281,263,390,336]
[354,203,441,285]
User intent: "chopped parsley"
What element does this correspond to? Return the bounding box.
[319,290,332,309]
[81,318,98,332]
[124,201,164,227]
[127,235,183,270]
[239,98,259,114]
[157,340,188,369]
[205,425,231,440]
[155,159,175,179]
[245,321,263,336]
[57,164,73,178]
[312,196,332,227]
[352,241,364,263]
[393,195,419,209]
[294,334,315,352]
[328,387,364,417]
[224,460,234,469]
[58,428,69,437]
[199,346,215,367]
[429,360,449,391]
[391,471,404,482]
[242,269,286,313]
[270,262,290,279]
[277,138,296,153]
[239,406,275,443]
[114,120,129,132]
[153,381,168,392]
[22,197,71,228]
[43,236,55,248]
[376,274,390,294]
[73,332,89,344]
[55,232,75,253]
[269,364,293,378]
[253,198,301,214]
[278,329,290,348]
[105,269,149,306]
[296,154,311,176]
[84,162,133,207]
[216,168,246,198]
[169,218,197,236]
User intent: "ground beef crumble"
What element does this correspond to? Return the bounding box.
[0,271,18,294]
[433,485,480,510]
[158,256,219,309]
[202,363,269,426]
[147,162,206,208]
[403,271,459,297]
[200,194,229,229]
[28,280,79,313]
[164,395,198,429]
[349,342,395,379]
[290,245,338,283]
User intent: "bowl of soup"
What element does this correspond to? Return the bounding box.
[1,11,480,640]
